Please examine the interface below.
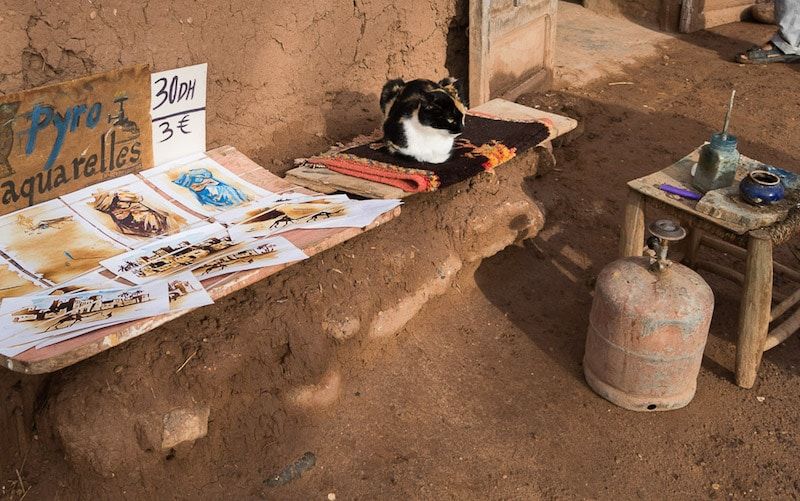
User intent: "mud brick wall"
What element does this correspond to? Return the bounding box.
[0,0,469,169]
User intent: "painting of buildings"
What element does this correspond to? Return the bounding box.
[192,236,308,280]
[99,223,243,283]
[0,281,169,345]
[11,289,150,323]
[165,272,213,311]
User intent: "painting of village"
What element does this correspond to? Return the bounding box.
[166,272,214,311]
[100,223,243,283]
[61,174,202,248]
[0,281,169,351]
[141,154,274,216]
[0,199,128,285]
[192,236,308,280]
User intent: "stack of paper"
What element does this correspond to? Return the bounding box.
[0,150,401,357]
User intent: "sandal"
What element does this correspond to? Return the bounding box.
[737,44,800,64]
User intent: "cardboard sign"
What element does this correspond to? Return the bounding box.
[150,63,207,165]
[0,65,153,216]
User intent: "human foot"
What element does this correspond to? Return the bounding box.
[737,41,800,64]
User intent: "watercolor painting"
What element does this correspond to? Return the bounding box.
[173,168,249,207]
[27,273,211,353]
[218,194,401,240]
[219,195,349,239]
[100,223,244,283]
[141,154,274,216]
[0,281,169,356]
[287,198,401,232]
[43,270,122,296]
[62,174,202,248]
[192,236,308,280]
[0,199,128,285]
[0,255,46,299]
[166,271,214,311]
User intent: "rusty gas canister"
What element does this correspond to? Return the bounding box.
[583,220,714,411]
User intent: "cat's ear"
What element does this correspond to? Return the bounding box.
[438,77,467,107]
[380,79,405,115]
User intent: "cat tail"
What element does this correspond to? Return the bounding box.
[438,77,468,108]
[380,79,405,116]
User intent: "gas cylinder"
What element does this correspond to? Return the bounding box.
[583,220,714,411]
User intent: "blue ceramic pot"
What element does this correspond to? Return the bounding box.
[739,170,785,206]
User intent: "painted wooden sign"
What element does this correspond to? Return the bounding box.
[0,65,153,216]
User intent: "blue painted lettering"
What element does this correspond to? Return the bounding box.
[23,101,103,171]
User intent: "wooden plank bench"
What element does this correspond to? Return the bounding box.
[1,146,400,374]
[284,98,578,199]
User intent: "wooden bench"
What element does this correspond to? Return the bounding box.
[1,146,400,374]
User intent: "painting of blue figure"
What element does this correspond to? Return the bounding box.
[141,154,274,216]
[173,168,249,207]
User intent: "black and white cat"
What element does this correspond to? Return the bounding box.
[380,78,467,164]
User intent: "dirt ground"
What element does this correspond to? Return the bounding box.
[3,19,800,501]
[269,22,800,499]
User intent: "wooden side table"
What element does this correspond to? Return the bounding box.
[621,148,800,388]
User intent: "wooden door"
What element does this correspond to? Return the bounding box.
[469,0,558,106]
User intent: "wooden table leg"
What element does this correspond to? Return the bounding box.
[685,225,702,268]
[619,188,646,258]
[735,230,773,389]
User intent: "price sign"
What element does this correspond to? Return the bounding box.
[150,63,207,165]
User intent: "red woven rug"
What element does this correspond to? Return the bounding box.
[306,114,552,193]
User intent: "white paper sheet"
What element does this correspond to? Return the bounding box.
[151,63,208,165]
[61,174,203,248]
[40,269,123,296]
[0,255,48,299]
[0,199,128,285]
[140,153,274,216]
[166,271,214,311]
[191,236,308,280]
[0,281,169,356]
[220,194,402,240]
[31,272,213,351]
[99,223,244,283]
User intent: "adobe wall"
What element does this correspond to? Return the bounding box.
[0,0,469,169]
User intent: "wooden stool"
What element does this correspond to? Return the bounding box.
[621,148,800,389]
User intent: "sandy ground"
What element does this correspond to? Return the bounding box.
[555,2,671,88]
[269,21,800,500]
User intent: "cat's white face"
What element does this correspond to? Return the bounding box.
[397,111,458,164]
[380,77,467,163]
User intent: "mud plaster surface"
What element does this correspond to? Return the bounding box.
[0,0,468,168]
